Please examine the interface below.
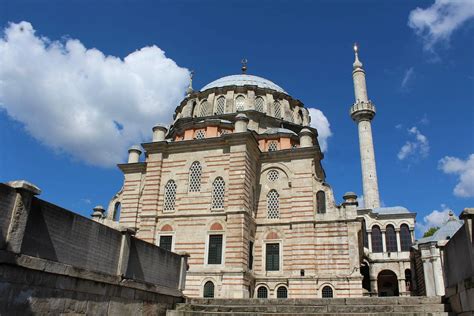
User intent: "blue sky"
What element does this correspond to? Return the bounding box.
[1,0,473,237]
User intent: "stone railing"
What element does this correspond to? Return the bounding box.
[0,181,188,315]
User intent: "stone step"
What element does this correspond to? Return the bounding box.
[185,297,444,306]
[176,303,449,313]
[167,311,453,316]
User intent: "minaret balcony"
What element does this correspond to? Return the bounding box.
[350,100,376,121]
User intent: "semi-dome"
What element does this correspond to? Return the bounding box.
[201,74,287,94]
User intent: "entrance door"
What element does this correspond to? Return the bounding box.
[377,270,399,296]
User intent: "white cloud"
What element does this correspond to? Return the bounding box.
[397,126,430,161]
[408,0,474,51]
[401,67,415,89]
[416,204,457,235]
[0,21,189,167]
[308,108,332,152]
[439,154,474,197]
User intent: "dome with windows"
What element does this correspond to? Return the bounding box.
[201,74,287,94]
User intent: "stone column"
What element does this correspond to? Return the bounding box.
[369,266,378,296]
[235,113,249,133]
[395,229,401,252]
[381,229,387,253]
[367,231,372,251]
[299,128,314,148]
[152,124,168,142]
[5,180,41,254]
[177,251,190,291]
[430,245,445,296]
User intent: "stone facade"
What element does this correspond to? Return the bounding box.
[105,49,419,299]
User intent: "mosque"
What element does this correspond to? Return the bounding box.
[100,45,420,299]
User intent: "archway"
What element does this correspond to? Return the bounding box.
[360,262,371,293]
[377,270,399,296]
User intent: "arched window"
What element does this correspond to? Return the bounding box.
[216,96,225,115]
[255,97,264,112]
[267,190,280,219]
[199,100,211,117]
[190,101,197,117]
[322,286,333,298]
[385,225,398,252]
[189,161,202,192]
[268,141,278,152]
[113,202,121,221]
[273,101,281,118]
[163,180,177,211]
[257,286,268,298]
[400,224,412,251]
[316,190,326,214]
[267,170,279,182]
[203,281,215,298]
[211,177,225,209]
[235,95,245,111]
[277,286,288,298]
[371,225,383,253]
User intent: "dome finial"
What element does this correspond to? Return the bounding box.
[241,58,248,74]
[353,42,363,69]
[186,70,194,95]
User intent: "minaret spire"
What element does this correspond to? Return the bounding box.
[349,44,380,209]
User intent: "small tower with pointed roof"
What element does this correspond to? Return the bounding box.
[350,43,380,209]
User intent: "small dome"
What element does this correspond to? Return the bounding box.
[201,74,287,94]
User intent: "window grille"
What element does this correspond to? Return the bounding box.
[211,177,225,209]
[255,97,264,112]
[316,190,326,214]
[195,130,206,139]
[208,234,223,264]
[268,141,278,152]
[163,180,177,211]
[203,281,215,298]
[267,170,279,182]
[159,235,173,251]
[199,100,211,116]
[371,226,383,253]
[189,161,202,192]
[277,286,288,298]
[235,95,245,111]
[273,101,281,118]
[216,96,225,115]
[266,243,280,271]
[257,286,268,298]
[386,225,398,252]
[267,190,280,219]
[400,224,412,251]
[322,286,333,298]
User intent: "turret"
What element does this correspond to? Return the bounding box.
[350,44,380,209]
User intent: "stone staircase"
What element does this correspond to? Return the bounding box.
[166,296,452,316]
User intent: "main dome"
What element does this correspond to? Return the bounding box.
[201,74,287,94]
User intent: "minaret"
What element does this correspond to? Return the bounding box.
[350,43,380,209]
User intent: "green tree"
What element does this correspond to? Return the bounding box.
[423,226,440,238]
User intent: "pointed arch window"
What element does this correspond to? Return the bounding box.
[203,281,215,298]
[371,225,383,253]
[235,95,245,111]
[199,100,211,117]
[273,101,281,118]
[163,180,177,211]
[267,190,280,219]
[316,190,326,214]
[400,224,412,251]
[216,96,225,115]
[255,97,264,112]
[386,225,398,252]
[189,161,202,192]
[211,177,225,209]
